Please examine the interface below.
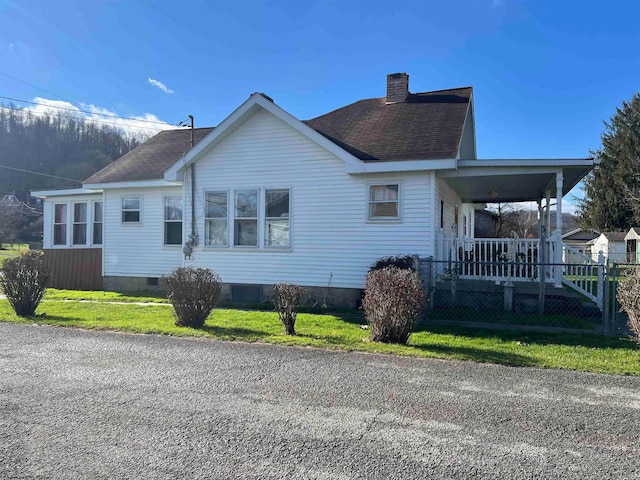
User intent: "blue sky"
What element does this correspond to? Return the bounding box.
[1,0,639,210]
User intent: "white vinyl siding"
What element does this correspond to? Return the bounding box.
[103,187,183,277]
[180,108,433,289]
[102,109,435,287]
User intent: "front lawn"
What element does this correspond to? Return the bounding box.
[0,297,638,375]
[0,243,28,267]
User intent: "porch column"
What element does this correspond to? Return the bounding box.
[554,172,564,287]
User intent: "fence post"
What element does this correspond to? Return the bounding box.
[597,251,605,312]
[601,259,610,335]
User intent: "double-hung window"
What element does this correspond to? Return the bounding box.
[234,190,258,246]
[93,202,103,245]
[72,203,87,245]
[368,184,399,220]
[164,196,183,245]
[265,189,290,247]
[122,197,140,223]
[205,191,228,246]
[53,204,67,245]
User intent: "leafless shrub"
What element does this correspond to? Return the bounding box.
[165,267,221,328]
[0,250,50,317]
[362,266,428,344]
[273,283,306,335]
[617,267,640,343]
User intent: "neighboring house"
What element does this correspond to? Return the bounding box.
[473,207,498,238]
[33,73,597,306]
[624,227,640,263]
[589,232,626,263]
[562,228,599,257]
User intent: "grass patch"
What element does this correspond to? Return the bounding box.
[0,243,28,267]
[1,298,638,375]
[44,289,169,303]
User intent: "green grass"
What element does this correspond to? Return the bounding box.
[0,298,638,375]
[44,288,169,303]
[0,243,28,267]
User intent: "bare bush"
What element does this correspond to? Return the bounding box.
[0,250,50,317]
[369,255,416,272]
[362,266,428,344]
[273,283,306,335]
[165,267,221,328]
[617,267,640,343]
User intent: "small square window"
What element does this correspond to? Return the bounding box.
[122,197,141,223]
[368,184,399,220]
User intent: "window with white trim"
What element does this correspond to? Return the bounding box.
[164,196,183,245]
[93,202,103,245]
[265,189,290,247]
[205,191,228,246]
[53,204,67,245]
[368,184,399,220]
[234,190,258,246]
[122,196,140,223]
[72,203,87,245]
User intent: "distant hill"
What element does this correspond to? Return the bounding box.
[0,105,148,194]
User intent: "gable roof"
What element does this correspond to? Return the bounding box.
[84,127,213,185]
[590,231,626,244]
[304,87,472,161]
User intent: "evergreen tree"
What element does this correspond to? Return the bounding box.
[578,93,640,230]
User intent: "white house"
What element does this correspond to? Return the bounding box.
[33,73,597,306]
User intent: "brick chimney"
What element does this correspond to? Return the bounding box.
[386,72,409,103]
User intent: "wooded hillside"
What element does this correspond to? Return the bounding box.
[0,105,147,194]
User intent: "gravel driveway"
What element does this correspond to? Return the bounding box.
[1,323,639,479]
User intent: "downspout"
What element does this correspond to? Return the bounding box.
[188,115,197,247]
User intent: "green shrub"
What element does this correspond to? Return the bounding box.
[165,267,221,328]
[617,267,640,343]
[272,283,306,335]
[362,266,427,344]
[369,255,416,272]
[0,250,50,317]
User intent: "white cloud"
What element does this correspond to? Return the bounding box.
[19,97,174,138]
[147,78,174,94]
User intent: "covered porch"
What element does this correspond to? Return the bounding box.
[433,158,603,308]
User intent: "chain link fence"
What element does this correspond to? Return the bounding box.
[419,259,607,332]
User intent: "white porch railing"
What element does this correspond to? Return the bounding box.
[435,232,605,310]
[561,243,605,309]
[439,236,553,282]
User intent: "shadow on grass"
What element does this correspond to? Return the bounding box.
[417,323,639,351]
[26,313,90,324]
[199,324,275,339]
[411,342,537,367]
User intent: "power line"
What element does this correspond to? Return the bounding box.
[0,95,172,127]
[0,70,77,104]
[0,104,166,131]
[0,164,82,184]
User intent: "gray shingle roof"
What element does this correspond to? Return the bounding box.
[83,86,472,184]
[84,128,214,184]
[304,87,472,161]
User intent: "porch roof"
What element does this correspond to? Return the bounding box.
[438,158,597,203]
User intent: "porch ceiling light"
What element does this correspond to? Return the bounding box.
[487,189,499,198]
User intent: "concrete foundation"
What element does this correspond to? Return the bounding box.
[103,276,363,309]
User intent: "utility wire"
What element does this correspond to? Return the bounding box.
[0,95,171,127]
[0,164,83,184]
[0,70,76,103]
[0,104,166,131]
